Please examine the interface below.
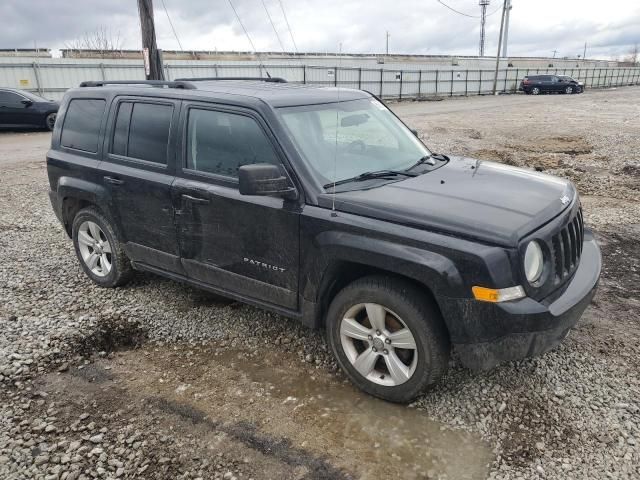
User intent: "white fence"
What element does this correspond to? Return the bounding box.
[1,59,639,101]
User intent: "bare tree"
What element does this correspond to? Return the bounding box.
[626,43,639,65]
[65,27,124,58]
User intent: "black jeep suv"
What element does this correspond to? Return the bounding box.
[46,79,601,403]
[520,75,584,95]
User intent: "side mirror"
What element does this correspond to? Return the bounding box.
[21,99,33,107]
[410,128,419,137]
[238,164,297,200]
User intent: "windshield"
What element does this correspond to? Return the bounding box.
[277,98,430,188]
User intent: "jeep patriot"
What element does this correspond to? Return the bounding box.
[46,78,601,402]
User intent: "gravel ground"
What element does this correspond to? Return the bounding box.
[1,87,639,480]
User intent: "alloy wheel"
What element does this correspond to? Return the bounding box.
[339,303,418,387]
[532,87,540,95]
[46,113,57,131]
[565,86,573,94]
[77,220,112,277]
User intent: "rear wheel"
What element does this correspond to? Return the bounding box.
[45,112,56,131]
[326,276,449,403]
[531,87,541,95]
[72,207,133,287]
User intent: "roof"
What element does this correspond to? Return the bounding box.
[77,79,370,108]
[192,80,368,106]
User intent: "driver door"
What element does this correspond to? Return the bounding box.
[172,103,300,310]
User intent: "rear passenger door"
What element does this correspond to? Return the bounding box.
[172,102,300,310]
[100,97,183,273]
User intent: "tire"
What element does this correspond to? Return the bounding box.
[531,87,540,95]
[45,112,57,131]
[565,86,574,94]
[326,275,449,403]
[72,207,133,287]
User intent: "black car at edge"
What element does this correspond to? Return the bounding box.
[520,75,584,95]
[46,78,601,403]
[0,87,59,130]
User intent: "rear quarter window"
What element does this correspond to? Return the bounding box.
[60,99,106,153]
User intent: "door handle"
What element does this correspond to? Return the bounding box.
[104,176,124,186]
[181,194,210,205]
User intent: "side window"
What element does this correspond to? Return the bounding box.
[60,99,106,153]
[0,91,22,106]
[110,101,172,164]
[186,108,279,178]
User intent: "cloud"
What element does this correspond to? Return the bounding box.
[0,0,638,59]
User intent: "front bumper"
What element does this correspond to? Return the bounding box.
[440,229,601,370]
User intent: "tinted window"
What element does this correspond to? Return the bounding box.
[0,91,24,105]
[127,103,173,163]
[60,99,106,153]
[186,109,279,177]
[112,102,132,156]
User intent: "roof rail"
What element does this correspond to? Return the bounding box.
[79,80,196,89]
[175,76,287,83]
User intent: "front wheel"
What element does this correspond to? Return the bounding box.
[45,112,57,131]
[326,276,449,403]
[565,86,574,94]
[72,207,133,287]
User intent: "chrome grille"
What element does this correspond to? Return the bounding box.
[551,207,584,283]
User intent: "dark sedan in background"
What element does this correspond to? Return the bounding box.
[0,88,59,130]
[519,75,584,95]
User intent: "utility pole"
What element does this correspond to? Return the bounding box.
[552,49,558,59]
[492,0,508,95]
[137,0,164,80]
[501,0,512,58]
[479,0,490,56]
[386,31,390,55]
[583,42,587,61]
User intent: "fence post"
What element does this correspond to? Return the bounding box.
[32,62,43,96]
[334,66,338,87]
[164,63,171,81]
[418,70,422,98]
[450,70,454,96]
[379,68,383,97]
[435,69,439,96]
[514,68,519,93]
[503,68,508,93]
[464,69,468,96]
[99,63,106,81]
[358,67,362,90]
[478,70,482,95]
[399,71,403,101]
[303,65,306,84]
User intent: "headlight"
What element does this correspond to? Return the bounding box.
[524,241,544,284]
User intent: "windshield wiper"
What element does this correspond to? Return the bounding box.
[324,169,418,189]
[406,153,449,171]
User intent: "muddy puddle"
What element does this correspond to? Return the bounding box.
[112,346,492,479]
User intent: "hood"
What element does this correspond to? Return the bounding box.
[319,157,575,247]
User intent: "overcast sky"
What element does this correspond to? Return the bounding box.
[1,0,638,60]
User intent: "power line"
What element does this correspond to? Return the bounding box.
[436,0,477,18]
[436,0,501,19]
[160,0,184,51]
[278,0,299,54]
[227,0,258,53]
[226,0,271,77]
[261,0,287,53]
